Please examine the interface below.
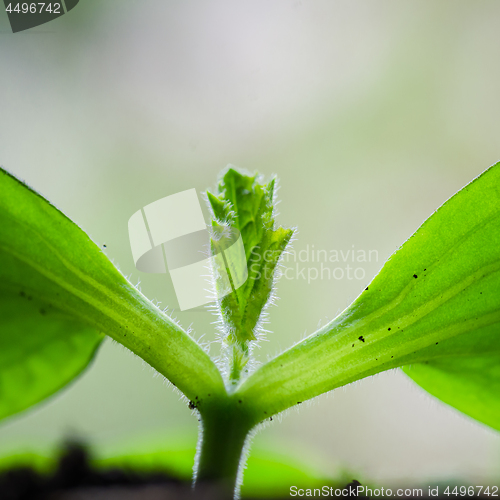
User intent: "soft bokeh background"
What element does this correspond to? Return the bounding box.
[1,0,500,488]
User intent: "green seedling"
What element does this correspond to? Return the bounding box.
[1,163,499,498]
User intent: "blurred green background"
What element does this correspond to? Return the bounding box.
[1,0,500,491]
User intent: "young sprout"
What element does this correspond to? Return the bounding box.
[0,162,499,499]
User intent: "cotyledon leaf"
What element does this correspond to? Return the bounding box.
[0,294,102,421]
[403,357,500,430]
[236,162,500,430]
[0,168,225,421]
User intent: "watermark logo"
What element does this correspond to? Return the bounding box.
[3,1,79,33]
[250,244,379,284]
[128,189,248,311]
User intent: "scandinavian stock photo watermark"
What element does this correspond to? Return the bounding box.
[128,189,379,311]
[253,244,379,285]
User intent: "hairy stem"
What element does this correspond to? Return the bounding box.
[194,397,254,499]
[228,340,250,384]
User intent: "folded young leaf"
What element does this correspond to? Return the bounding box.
[207,168,293,380]
[0,168,225,421]
[236,162,500,430]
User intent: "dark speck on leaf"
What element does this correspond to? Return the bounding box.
[358,336,365,343]
[413,274,418,279]
[424,268,426,271]
[388,328,391,331]
[188,401,196,410]
[238,400,242,403]
[352,344,354,347]
[436,342,438,345]
[297,401,302,404]
[270,417,273,421]
[391,356,394,358]
[365,287,369,290]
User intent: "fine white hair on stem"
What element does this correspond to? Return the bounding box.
[233,425,259,500]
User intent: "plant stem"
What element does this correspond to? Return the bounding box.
[228,342,249,383]
[195,397,254,499]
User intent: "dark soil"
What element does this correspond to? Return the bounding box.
[0,443,367,500]
[1,444,477,500]
[0,443,220,500]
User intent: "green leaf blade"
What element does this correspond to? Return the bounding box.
[403,356,500,431]
[238,163,500,429]
[0,168,225,420]
[0,294,102,421]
